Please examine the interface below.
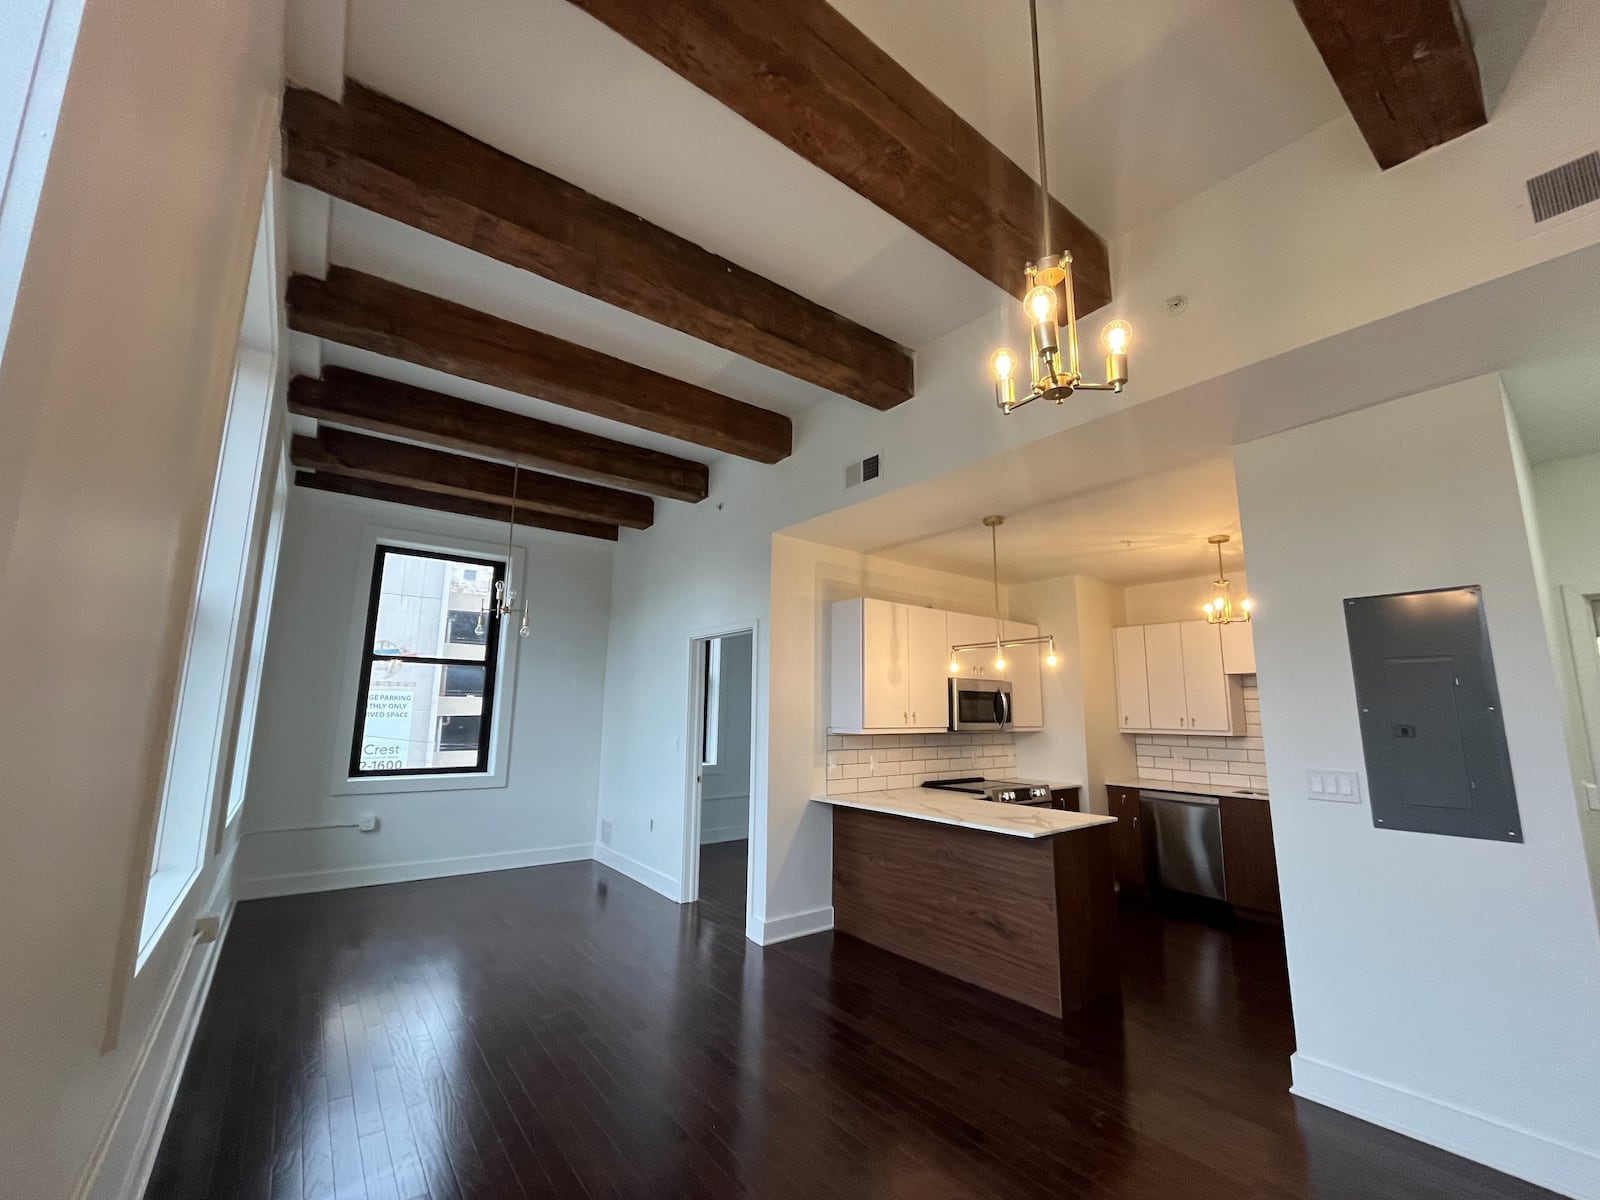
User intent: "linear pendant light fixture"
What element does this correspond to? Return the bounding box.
[949,516,1060,672]
[1202,533,1252,625]
[989,0,1130,413]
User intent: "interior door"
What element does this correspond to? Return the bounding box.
[947,610,1000,679]
[906,605,950,730]
[1144,623,1189,730]
[1113,625,1151,730]
[1180,620,1230,731]
[1003,619,1043,729]
[861,598,909,728]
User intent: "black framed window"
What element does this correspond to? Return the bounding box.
[349,545,504,777]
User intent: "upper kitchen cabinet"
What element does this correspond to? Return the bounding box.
[1113,625,1151,730]
[946,611,1000,679]
[1003,619,1043,730]
[1220,620,1257,674]
[830,598,949,734]
[1114,620,1245,735]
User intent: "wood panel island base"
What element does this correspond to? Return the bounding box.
[814,791,1121,1018]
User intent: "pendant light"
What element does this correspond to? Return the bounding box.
[989,0,1131,413]
[476,465,532,639]
[948,516,1060,671]
[1202,534,1252,625]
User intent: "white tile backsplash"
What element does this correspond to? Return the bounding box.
[1133,677,1268,789]
[825,731,1016,795]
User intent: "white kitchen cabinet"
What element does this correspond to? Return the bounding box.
[1113,625,1150,730]
[906,606,950,730]
[1143,622,1188,731]
[1179,620,1231,732]
[1113,620,1246,735]
[830,598,949,733]
[1220,620,1257,674]
[946,610,1001,678]
[1003,619,1043,730]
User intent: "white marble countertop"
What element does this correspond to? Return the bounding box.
[1106,778,1271,801]
[812,789,1117,839]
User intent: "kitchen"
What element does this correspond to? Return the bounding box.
[801,456,1282,1017]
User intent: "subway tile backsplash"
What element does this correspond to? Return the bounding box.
[824,732,1016,795]
[1133,677,1267,790]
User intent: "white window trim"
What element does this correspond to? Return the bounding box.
[329,524,522,797]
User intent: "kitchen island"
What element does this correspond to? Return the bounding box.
[812,790,1120,1017]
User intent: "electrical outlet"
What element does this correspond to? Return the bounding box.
[1585,781,1600,813]
[193,915,221,944]
[1308,770,1362,804]
[600,819,613,846]
[357,813,378,832]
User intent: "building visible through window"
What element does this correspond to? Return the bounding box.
[349,546,504,776]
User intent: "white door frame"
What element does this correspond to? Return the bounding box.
[1559,584,1600,804]
[680,621,760,910]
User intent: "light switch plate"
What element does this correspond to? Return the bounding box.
[1309,770,1363,804]
[1585,781,1600,813]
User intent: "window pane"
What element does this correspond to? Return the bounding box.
[438,714,482,751]
[442,663,485,696]
[369,552,495,662]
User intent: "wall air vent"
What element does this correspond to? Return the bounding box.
[1516,146,1600,235]
[845,452,882,489]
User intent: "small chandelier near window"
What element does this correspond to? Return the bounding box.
[989,0,1130,414]
[1202,534,1252,625]
[475,465,532,639]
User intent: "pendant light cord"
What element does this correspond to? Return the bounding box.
[1028,0,1051,258]
[991,521,1003,648]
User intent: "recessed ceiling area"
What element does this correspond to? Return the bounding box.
[1504,344,1600,465]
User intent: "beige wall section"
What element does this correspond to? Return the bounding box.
[0,2,285,1197]
[1234,375,1600,1195]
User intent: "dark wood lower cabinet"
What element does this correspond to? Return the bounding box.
[1106,785,1148,893]
[1221,795,1282,915]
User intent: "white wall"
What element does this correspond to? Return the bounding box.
[1123,572,1250,625]
[236,488,614,896]
[1535,452,1600,589]
[0,0,285,1196]
[1234,375,1600,1197]
[700,631,753,845]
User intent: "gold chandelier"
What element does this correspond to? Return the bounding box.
[476,465,532,639]
[990,0,1130,413]
[1202,534,1252,625]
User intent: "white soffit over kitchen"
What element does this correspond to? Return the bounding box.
[1503,343,1600,465]
[796,453,1244,587]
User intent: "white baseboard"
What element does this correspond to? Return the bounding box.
[74,853,237,1200]
[699,824,750,846]
[234,843,593,900]
[1291,1053,1600,1199]
[592,843,680,900]
[748,905,834,945]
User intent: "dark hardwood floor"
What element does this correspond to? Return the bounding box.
[147,842,1555,1200]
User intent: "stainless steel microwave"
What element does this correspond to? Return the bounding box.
[949,677,1013,731]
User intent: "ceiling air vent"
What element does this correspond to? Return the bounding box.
[845,452,881,489]
[1517,148,1600,233]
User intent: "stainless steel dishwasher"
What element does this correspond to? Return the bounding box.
[1141,791,1226,900]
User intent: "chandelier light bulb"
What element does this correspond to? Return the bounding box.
[1025,285,1057,323]
[1045,649,1059,668]
[1241,598,1254,613]
[949,657,961,673]
[1102,320,1132,355]
[991,348,1017,380]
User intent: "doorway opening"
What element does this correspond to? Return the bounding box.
[682,628,756,925]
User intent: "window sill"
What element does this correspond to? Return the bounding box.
[329,770,508,797]
[136,865,199,972]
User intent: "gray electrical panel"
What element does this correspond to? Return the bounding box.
[1343,586,1521,842]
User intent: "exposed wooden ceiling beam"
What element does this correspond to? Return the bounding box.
[294,470,620,542]
[563,0,1110,311]
[284,82,914,411]
[287,268,793,464]
[290,429,654,530]
[1293,0,1486,169]
[289,368,709,503]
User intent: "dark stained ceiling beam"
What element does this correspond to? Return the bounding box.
[290,429,654,530]
[1293,0,1486,169]
[294,471,621,542]
[287,267,793,464]
[283,82,914,411]
[563,0,1110,311]
[289,368,709,503]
